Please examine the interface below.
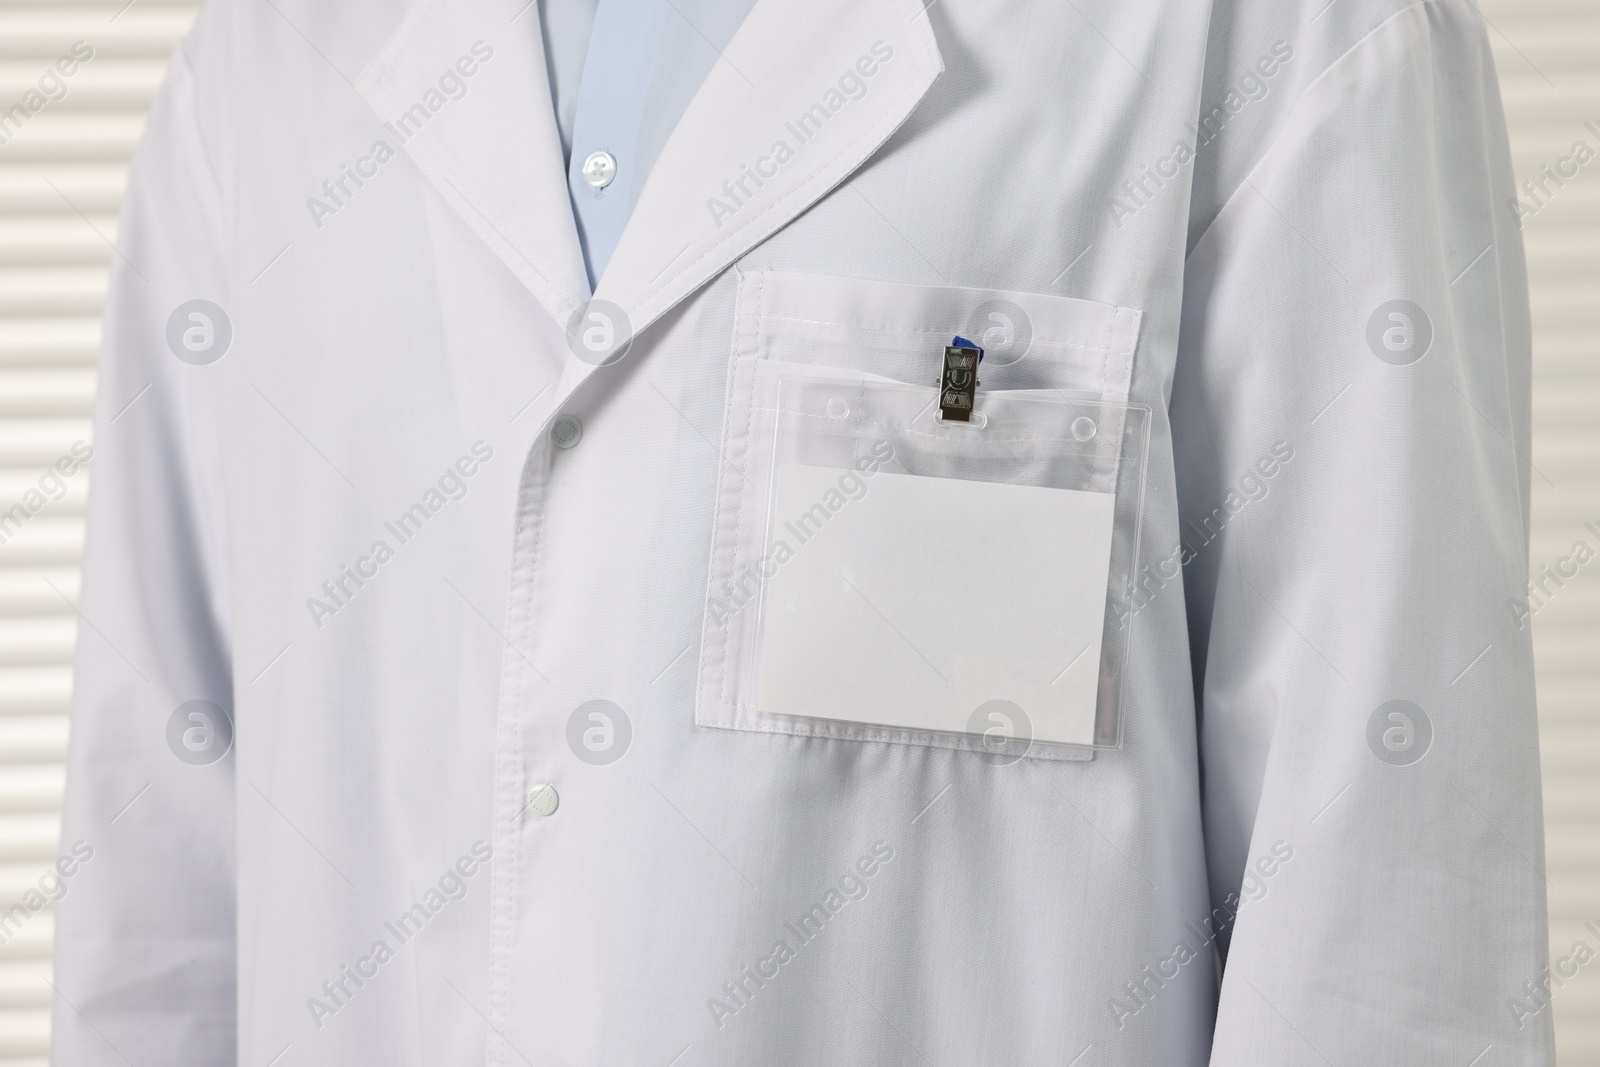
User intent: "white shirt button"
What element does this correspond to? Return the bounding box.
[525,784,559,817]
[581,150,617,189]
[551,413,583,449]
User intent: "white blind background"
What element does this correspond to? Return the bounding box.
[0,1,1593,1063]
[2,1,201,1062]
[1495,0,1600,1058]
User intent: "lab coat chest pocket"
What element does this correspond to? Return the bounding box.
[696,270,1147,760]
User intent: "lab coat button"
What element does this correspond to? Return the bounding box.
[582,150,617,188]
[551,414,583,449]
[525,784,559,817]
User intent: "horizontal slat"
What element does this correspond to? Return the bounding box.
[0,670,69,717]
[0,1010,47,1059]
[0,719,65,765]
[0,570,81,615]
[0,60,165,110]
[1545,779,1600,821]
[0,271,103,316]
[0,1008,48,1059]
[0,472,91,511]
[0,861,93,911]
[0,961,49,1009]
[0,620,74,666]
[0,421,92,462]
[0,914,49,961]
[0,817,58,864]
[0,218,119,268]
[0,168,125,216]
[0,10,197,61]
[0,519,84,567]
[0,114,149,162]
[0,767,61,814]
[0,371,94,416]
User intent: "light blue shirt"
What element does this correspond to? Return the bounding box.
[541,0,761,287]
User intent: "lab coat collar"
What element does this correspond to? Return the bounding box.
[357,0,591,329]
[593,0,944,331]
[359,0,943,425]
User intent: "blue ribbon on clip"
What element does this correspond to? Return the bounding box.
[951,335,984,361]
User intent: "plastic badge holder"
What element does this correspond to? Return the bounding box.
[697,363,1149,761]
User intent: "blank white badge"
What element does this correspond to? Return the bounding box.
[757,464,1115,748]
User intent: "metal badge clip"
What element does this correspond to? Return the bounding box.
[937,336,983,423]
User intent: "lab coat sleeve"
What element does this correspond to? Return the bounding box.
[51,48,237,1065]
[1171,3,1552,1064]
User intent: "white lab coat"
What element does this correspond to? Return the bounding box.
[53,0,1552,1063]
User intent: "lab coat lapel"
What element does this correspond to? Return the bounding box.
[548,0,944,419]
[356,0,590,329]
[597,0,942,326]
